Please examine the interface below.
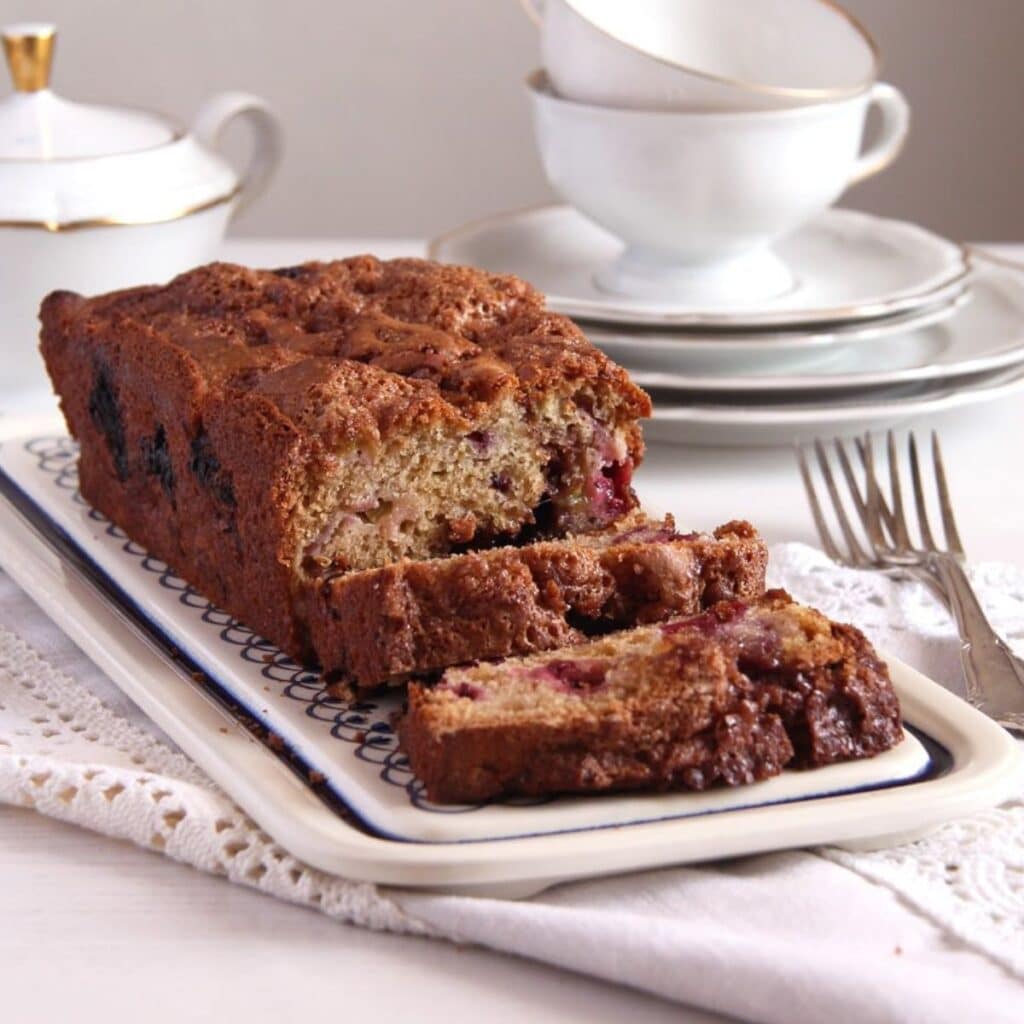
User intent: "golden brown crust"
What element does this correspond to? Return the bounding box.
[399,591,903,803]
[399,696,794,805]
[313,518,767,689]
[45,257,650,430]
[39,256,651,662]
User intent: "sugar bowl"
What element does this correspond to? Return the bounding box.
[0,23,282,403]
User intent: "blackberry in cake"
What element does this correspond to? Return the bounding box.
[311,516,767,690]
[399,591,903,803]
[40,256,650,660]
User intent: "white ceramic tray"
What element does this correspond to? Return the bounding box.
[0,434,1019,896]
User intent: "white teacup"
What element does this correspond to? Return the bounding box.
[524,0,878,112]
[527,70,910,303]
[528,0,880,112]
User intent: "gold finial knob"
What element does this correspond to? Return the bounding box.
[3,23,56,92]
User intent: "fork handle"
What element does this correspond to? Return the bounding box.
[929,554,1024,733]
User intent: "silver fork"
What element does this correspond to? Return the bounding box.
[798,430,1024,733]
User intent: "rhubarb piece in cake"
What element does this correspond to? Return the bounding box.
[399,590,903,803]
[311,516,767,690]
[40,256,650,660]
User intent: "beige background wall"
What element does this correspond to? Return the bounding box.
[6,0,1023,240]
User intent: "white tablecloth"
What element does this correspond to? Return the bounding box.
[4,544,1023,1024]
[4,238,1024,1023]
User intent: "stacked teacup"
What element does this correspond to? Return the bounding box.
[434,3,1024,444]
[526,0,909,304]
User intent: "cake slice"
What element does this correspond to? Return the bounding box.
[40,256,650,661]
[399,591,903,803]
[311,516,767,690]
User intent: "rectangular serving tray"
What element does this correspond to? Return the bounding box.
[0,433,1019,897]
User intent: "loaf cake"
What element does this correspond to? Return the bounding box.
[40,257,650,662]
[399,590,903,803]
[312,516,767,690]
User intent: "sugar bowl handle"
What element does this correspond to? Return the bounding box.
[192,92,282,221]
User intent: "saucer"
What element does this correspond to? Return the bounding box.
[429,205,968,328]
[585,289,966,368]
[613,257,1024,394]
[643,364,1024,447]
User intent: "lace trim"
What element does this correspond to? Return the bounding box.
[0,626,427,937]
[768,544,1024,981]
[820,804,1024,980]
[2,543,1024,977]
[769,543,1024,696]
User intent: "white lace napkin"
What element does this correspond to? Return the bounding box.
[3,546,1024,1024]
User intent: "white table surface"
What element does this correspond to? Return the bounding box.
[2,236,1022,1024]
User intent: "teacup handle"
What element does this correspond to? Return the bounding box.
[849,82,910,186]
[192,91,283,222]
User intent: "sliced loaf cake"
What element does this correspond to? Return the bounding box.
[40,256,650,662]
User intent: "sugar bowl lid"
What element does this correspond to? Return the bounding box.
[0,22,179,160]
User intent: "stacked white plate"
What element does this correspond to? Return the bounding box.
[430,206,1024,446]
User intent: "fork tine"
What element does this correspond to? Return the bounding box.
[861,434,891,554]
[886,430,913,548]
[908,432,937,550]
[813,439,871,565]
[932,431,966,556]
[797,445,845,563]
[855,435,898,541]
[834,438,870,524]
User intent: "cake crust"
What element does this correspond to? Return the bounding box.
[399,591,903,803]
[313,517,767,690]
